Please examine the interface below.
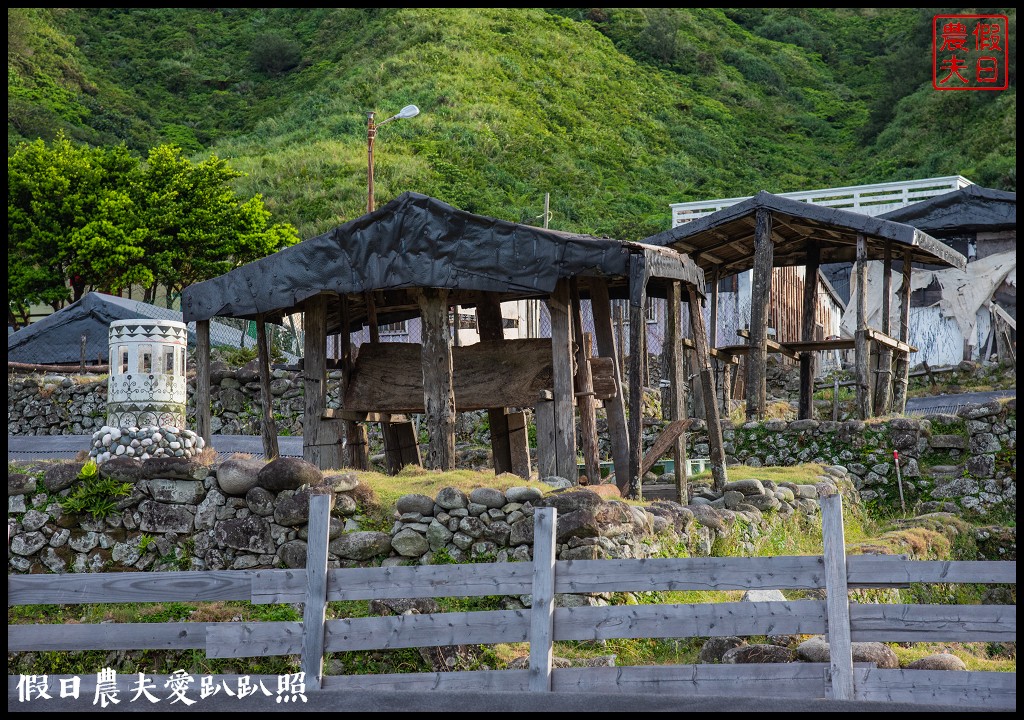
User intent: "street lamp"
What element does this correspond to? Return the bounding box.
[367,104,419,213]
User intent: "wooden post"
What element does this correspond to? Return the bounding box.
[301,488,334,690]
[746,209,773,421]
[799,243,820,420]
[614,303,626,390]
[303,295,328,468]
[687,284,728,492]
[416,288,456,471]
[873,241,894,416]
[195,319,212,446]
[854,234,870,420]
[627,255,648,497]
[476,295,512,475]
[709,267,722,414]
[529,507,557,693]
[365,292,380,344]
[892,251,913,414]
[256,313,280,461]
[665,281,689,504]
[339,296,369,470]
[821,493,854,701]
[590,280,631,488]
[506,410,532,479]
[570,279,600,485]
[548,279,577,482]
[534,393,556,480]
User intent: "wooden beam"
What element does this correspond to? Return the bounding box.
[303,295,328,468]
[663,281,688,503]
[416,288,456,471]
[506,411,532,479]
[687,284,728,492]
[798,243,820,420]
[854,234,870,420]
[589,279,631,488]
[640,419,693,479]
[548,279,577,482]
[195,319,211,446]
[570,279,600,485]
[745,208,773,421]
[892,251,914,414]
[476,295,512,476]
[256,313,280,461]
[735,329,799,360]
[339,295,369,470]
[626,255,648,497]
[324,409,409,423]
[366,292,380,344]
[873,241,894,416]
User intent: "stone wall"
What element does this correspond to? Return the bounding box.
[8,455,842,576]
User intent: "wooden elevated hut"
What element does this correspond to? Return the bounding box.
[182,192,724,496]
[642,192,967,420]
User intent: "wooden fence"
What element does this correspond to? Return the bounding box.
[7,492,1016,708]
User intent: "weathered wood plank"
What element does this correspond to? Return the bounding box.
[552,663,834,699]
[798,243,820,420]
[853,234,870,420]
[687,284,728,492]
[846,557,1017,586]
[627,254,647,496]
[873,241,894,415]
[589,279,631,486]
[849,604,1015,642]
[340,294,369,470]
[849,668,1016,710]
[416,288,456,471]
[549,280,577,482]
[552,601,827,641]
[588,356,618,400]
[746,208,773,421]
[476,294,512,475]
[303,295,328,468]
[555,556,826,593]
[301,491,333,688]
[8,570,255,605]
[530,507,557,692]
[323,610,530,652]
[9,622,209,652]
[344,339,554,413]
[195,319,211,444]
[892,251,913,414]
[506,410,532,479]
[663,281,689,502]
[534,397,556,480]
[252,563,537,604]
[323,670,531,692]
[256,313,280,461]
[207,621,303,657]
[821,493,853,701]
[570,280,600,485]
[639,419,693,479]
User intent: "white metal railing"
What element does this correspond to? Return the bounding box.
[670,176,973,226]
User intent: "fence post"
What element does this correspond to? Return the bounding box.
[820,492,854,701]
[529,507,557,692]
[302,488,335,690]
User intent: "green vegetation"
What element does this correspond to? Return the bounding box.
[58,460,132,519]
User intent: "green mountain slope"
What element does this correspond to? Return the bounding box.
[7,8,1016,241]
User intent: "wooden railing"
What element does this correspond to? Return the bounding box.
[8,493,1016,708]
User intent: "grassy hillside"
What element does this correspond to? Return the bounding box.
[7,8,1016,242]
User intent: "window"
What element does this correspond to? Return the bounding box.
[379,320,408,335]
[164,347,175,374]
[119,346,129,374]
[614,299,658,324]
[138,344,152,374]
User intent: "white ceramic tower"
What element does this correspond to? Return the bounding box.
[107,319,188,429]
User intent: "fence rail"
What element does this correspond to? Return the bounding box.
[8,493,1016,709]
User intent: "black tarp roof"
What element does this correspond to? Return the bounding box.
[181,192,704,333]
[7,293,295,365]
[878,184,1016,234]
[640,191,967,275]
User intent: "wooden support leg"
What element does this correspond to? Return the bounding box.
[799,243,820,420]
[590,280,631,487]
[256,313,280,461]
[854,234,870,420]
[476,295,512,475]
[507,411,532,479]
[195,319,212,446]
[535,396,556,480]
[416,288,456,471]
[548,280,577,482]
[570,279,600,485]
[687,285,728,492]
[746,209,773,421]
[303,295,328,469]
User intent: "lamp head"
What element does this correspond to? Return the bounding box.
[396,104,420,119]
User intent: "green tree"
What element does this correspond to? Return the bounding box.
[134,145,300,304]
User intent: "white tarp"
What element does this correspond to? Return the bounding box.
[841,250,1015,364]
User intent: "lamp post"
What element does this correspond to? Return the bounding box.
[367,104,419,213]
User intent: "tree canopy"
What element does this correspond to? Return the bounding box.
[7,133,299,328]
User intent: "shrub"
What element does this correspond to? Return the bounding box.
[249,33,302,75]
